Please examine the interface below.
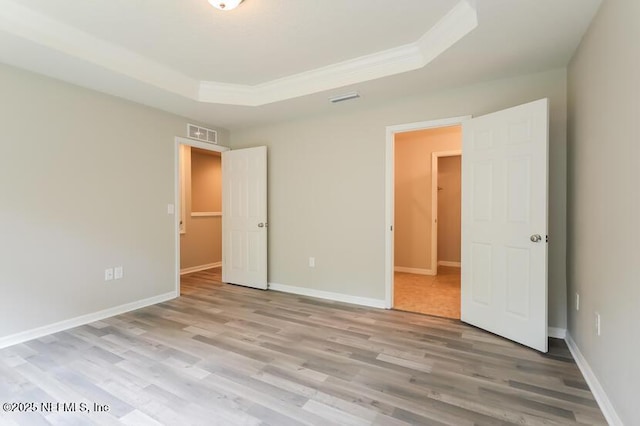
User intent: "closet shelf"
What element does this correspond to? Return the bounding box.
[191,212,222,217]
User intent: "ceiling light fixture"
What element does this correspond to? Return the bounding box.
[329,92,360,103]
[208,0,243,11]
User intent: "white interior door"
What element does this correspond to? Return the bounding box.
[461,99,548,352]
[222,146,268,290]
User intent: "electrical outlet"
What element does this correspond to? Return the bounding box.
[104,268,114,281]
[308,257,315,268]
[576,293,580,311]
[114,266,123,280]
[595,312,601,336]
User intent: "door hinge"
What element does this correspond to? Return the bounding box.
[390,225,393,231]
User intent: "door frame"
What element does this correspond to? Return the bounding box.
[384,116,470,309]
[431,150,462,276]
[174,136,230,295]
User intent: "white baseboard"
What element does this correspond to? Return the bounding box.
[268,282,386,309]
[437,261,461,267]
[0,291,177,349]
[394,267,435,276]
[565,332,623,426]
[548,327,566,339]
[180,262,221,275]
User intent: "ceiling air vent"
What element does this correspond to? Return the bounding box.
[329,92,360,103]
[187,124,218,144]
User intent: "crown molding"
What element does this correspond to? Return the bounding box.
[0,0,477,107]
[198,43,424,106]
[418,0,478,63]
[0,0,199,99]
[199,0,477,106]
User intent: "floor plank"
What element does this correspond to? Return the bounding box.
[0,268,606,425]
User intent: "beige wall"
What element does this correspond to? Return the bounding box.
[230,68,568,329]
[180,148,222,270]
[394,126,461,271]
[437,155,461,264]
[191,149,222,212]
[567,0,639,423]
[0,63,228,342]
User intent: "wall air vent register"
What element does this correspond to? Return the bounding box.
[187,124,218,144]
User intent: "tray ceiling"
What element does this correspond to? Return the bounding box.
[0,0,602,128]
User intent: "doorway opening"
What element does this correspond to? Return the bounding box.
[393,126,461,319]
[174,137,229,295]
[384,116,469,319]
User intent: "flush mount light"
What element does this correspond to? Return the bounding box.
[208,0,243,11]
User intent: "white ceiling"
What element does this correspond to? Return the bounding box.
[0,0,601,130]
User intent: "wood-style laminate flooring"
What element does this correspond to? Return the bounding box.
[394,267,461,319]
[0,268,606,425]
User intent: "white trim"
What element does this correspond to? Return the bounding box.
[0,0,477,107]
[384,126,395,309]
[394,267,435,276]
[175,136,228,153]
[191,211,222,217]
[566,333,623,426]
[547,327,566,339]
[174,136,229,297]
[386,116,471,134]
[385,116,471,310]
[0,291,176,349]
[179,144,188,235]
[180,262,222,275]
[431,149,462,276]
[268,283,386,310]
[438,260,461,267]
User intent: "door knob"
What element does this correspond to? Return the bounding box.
[530,234,542,242]
[258,223,264,228]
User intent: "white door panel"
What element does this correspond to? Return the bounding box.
[462,99,548,352]
[222,146,268,290]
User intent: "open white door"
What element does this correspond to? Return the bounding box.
[222,146,268,290]
[461,99,548,352]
